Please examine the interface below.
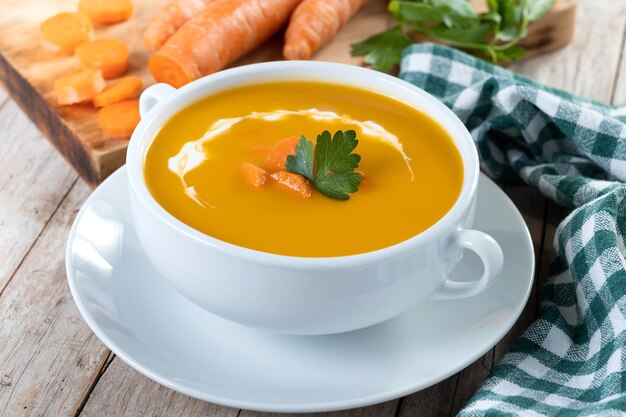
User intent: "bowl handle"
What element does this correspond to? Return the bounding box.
[430,229,504,300]
[139,83,177,118]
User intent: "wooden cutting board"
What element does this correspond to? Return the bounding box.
[0,0,576,186]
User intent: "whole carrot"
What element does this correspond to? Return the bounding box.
[149,0,302,87]
[284,0,368,60]
[143,0,217,52]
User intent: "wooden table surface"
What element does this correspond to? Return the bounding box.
[1,1,625,415]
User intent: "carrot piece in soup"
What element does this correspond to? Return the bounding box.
[284,0,368,60]
[143,0,217,52]
[93,76,143,107]
[266,136,300,171]
[40,12,94,55]
[271,171,312,198]
[148,0,302,87]
[79,0,133,24]
[76,39,129,79]
[54,69,106,105]
[98,98,140,140]
[241,163,269,188]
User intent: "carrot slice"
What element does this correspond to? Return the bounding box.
[79,0,133,25]
[98,98,140,140]
[271,171,312,198]
[40,13,94,55]
[149,0,301,87]
[54,69,106,105]
[75,39,129,79]
[284,0,368,60]
[143,0,217,52]
[241,163,269,188]
[92,76,143,107]
[266,136,299,171]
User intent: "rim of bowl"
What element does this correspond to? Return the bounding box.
[126,61,479,269]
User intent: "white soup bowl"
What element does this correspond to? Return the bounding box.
[126,61,503,335]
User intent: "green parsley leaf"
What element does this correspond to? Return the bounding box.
[496,0,525,42]
[431,0,477,19]
[315,171,362,201]
[285,130,362,201]
[351,0,555,69]
[351,26,413,72]
[285,135,315,181]
[390,1,448,23]
[494,45,527,62]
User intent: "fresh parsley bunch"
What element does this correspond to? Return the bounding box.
[351,0,556,72]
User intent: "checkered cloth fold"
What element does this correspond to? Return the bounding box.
[399,44,626,416]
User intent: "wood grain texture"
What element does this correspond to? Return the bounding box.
[0,97,76,294]
[0,0,575,185]
[0,180,111,417]
[611,27,626,105]
[0,85,8,103]
[79,359,239,417]
[512,0,626,103]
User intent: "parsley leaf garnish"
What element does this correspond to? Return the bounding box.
[350,26,413,72]
[351,0,556,71]
[285,130,362,201]
[285,135,315,180]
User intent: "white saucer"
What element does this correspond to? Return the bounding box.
[66,167,534,413]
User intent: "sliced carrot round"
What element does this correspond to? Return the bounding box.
[93,76,143,107]
[40,12,93,55]
[54,68,106,105]
[76,39,129,79]
[98,98,140,140]
[79,0,133,25]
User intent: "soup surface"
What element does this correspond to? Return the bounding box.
[145,82,463,257]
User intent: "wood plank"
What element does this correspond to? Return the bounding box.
[395,376,458,417]
[78,359,239,417]
[0,84,7,104]
[610,28,626,105]
[0,180,111,417]
[511,0,626,103]
[0,98,77,294]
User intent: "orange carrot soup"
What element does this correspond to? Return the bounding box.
[144,82,463,257]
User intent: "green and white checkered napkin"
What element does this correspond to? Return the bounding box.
[399,44,626,416]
